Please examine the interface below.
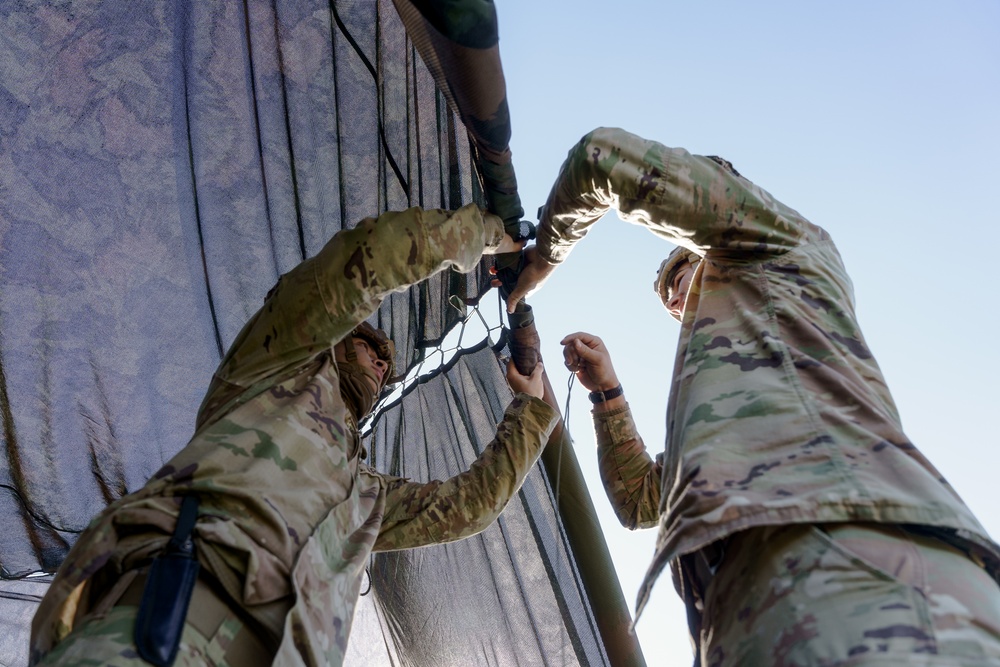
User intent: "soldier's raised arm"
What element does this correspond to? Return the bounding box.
[507,126,820,310]
[561,332,660,530]
[373,360,557,550]
[198,206,519,425]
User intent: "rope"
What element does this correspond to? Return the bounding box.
[555,371,576,507]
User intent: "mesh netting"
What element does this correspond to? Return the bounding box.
[0,1,641,665]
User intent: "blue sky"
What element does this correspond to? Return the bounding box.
[494,1,1000,661]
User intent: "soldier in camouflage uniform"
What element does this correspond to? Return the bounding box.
[509,127,1000,665]
[30,204,560,667]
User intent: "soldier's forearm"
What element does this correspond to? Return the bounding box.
[594,402,661,529]
[373,395,559,550]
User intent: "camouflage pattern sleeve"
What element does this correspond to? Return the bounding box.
[535,127,813,264]
[594,404,662,530]
[391,0,525,226]
[372,394,559,550]
[210,204,502,392]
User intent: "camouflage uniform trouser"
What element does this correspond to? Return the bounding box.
[700,523,1000,667]
[33,578,272,667]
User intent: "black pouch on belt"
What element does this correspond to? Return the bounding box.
[135,494,201,667]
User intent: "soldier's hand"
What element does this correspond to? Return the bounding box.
[482,233,526,256]
[505,246,558,313]
[560,332,620,393]
[506,359,544,399]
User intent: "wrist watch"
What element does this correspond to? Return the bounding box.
[588,384,624,404]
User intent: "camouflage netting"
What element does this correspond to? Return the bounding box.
[0,1,643,665]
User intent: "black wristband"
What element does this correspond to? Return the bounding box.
[588,384,624,404]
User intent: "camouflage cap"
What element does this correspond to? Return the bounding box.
[653,246,701,310]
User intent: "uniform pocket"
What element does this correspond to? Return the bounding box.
[817,523,927,589]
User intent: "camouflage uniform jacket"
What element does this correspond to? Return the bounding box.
[536,127,1000,617]
[31,204,560,666]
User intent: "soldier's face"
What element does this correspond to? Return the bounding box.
[667,263,693,320]
[338,337,388,393]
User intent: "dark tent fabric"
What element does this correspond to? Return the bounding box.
[1,0,490,576]
[0,1,644,665]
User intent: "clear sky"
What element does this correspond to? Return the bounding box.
[493,1,1000,661]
